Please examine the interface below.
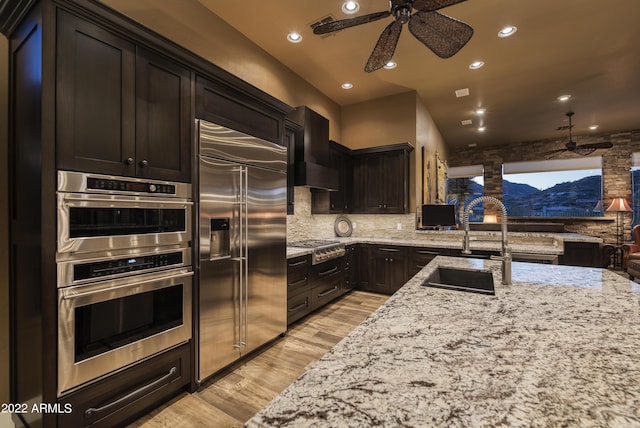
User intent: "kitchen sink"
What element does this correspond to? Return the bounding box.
[423,267,495,295]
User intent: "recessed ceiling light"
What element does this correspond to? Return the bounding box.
[498,26,517,38]
[341,82,353,89]
[383,60,397,69]
[589,125,599,130]
[557,94,571,102]
[475,108,486,115]
[469,61,484,70]
[287,32,302,43]
[478,127,486,132]
[342,1,360,14]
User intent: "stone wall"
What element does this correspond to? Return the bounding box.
[449,129,640,243]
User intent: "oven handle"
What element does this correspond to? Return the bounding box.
[84,366,177,419]
[61,195,193,206]
[62,271,194,301]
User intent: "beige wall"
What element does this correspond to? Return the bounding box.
[100,0,343,141]
[1,34,10,407]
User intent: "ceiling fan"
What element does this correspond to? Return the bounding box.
[312,0,473,73]
[544,112,613,157]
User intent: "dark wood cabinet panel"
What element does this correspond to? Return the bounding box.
[311,141,352,214]
[56,9,136,176]
[344,244,358,291]
[56,11,192,182]
[287,255,312,325]
[410,247,451,277]
[372,245,409,294]
[135,47,191,182]
[351,143,413,214]
[195,75,283,145]
[57,343,190,428]
[285,120,302,215]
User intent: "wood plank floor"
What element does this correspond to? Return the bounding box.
[127,290,389,428]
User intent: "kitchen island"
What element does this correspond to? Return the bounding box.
[247,256,640,427]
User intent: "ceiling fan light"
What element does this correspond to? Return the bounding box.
[469,61,485,70]
[383,61,397,69]
[287,32,302,43]
[498,26,517,38]
[342,1,360,14]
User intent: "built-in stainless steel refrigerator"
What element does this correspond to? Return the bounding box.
[197,119,287,382]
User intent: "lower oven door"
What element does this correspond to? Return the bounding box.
[57,268,193,397]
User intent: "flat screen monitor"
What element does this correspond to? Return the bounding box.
[422,204,456,227]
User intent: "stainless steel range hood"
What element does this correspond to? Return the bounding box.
[288,106,338,191]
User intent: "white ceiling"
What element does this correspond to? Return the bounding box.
[109,0,640,150]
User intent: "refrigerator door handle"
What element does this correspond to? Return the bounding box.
[241,167,249,349]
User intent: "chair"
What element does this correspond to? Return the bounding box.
[621,224,640,270]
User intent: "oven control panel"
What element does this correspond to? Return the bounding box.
[87,177,176,194]
[73,252,184,281]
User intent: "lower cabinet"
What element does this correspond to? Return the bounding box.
[371,245,409,294]
[57,342,190,428]
[286,255,312,325]
[410,247,452,277]
[311,258,345,309]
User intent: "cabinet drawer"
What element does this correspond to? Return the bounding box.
[411,247,449,273]
[287,289,312,325]
[287,255,310,295]
[311,258,343,284]
[58,342,190,428]
[311,276,343,309]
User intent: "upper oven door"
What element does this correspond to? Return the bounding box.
[57,192,193,256]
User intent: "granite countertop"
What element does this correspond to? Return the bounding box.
[286,232,589,259]
[247,256,640,427]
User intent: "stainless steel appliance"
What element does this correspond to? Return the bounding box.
[197,120,287,382]
[56,171,193,397]
[288,239,346,264]
[57,170,192,257]
[57,268,193,396]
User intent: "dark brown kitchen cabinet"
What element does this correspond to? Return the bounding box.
[343,244,359,291]
[351,143,413,214]
[410,247,451,277]
[57,342,190,428]
[312,141,353,214]
[287,255,312,325]
[311,257,345,309]
[285,120,302,215]
[56,10,192,182]
[372,245,409,294]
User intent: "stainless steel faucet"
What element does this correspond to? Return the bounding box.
[462,196,512,285]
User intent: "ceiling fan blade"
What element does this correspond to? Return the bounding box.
[413,0,468,12]
[313,11,391,35]
[575,141,614,150]
[365,20,403,73]
[541,148,568,158]
[408,11,473,58]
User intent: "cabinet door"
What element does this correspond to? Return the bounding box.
[284,122,301,215]
[363,155,384,212]
[56,10,136,176]
[136,48,191,182]
[382,151,408,213]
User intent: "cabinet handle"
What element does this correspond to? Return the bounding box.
[288,260,308,267]
[140,159,149,167]
[317,285,339,298]
[85,366,177,419]
[417,250,440,255]
[318,266,339,277]
[289,299,308,312]
[379,248,400,252]
[125,157,134,165]
[288,277,308,287]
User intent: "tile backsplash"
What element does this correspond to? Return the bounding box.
[287,187,417,242]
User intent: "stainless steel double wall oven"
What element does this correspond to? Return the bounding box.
[56,170,193,397]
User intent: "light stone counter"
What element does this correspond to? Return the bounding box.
[247,256,640,427]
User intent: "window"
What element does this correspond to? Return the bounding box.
[447,165,484,224]
[502,157,603,217]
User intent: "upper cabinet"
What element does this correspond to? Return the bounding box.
[314,142,413,214]
[56,10,192,182]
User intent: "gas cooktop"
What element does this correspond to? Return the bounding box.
[288,240,345,264]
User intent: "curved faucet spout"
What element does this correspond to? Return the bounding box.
[462,196,512,285]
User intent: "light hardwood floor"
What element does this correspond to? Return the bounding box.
[127,290,389,427]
